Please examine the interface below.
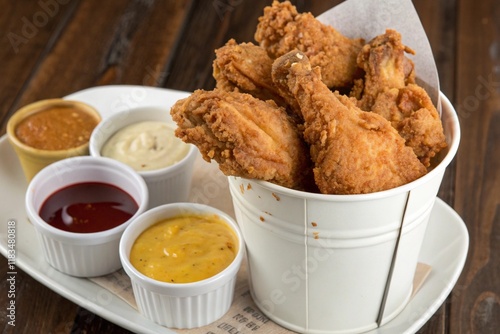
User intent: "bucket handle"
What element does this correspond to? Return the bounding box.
[376,190,411,326]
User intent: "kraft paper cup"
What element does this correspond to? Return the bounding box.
[228,92,460,333]
[25,156,149,277]
[89,106,197,209]
[7,99,101,182]
[120,203,245,329]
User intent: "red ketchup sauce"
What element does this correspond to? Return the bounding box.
[39,182,138,233]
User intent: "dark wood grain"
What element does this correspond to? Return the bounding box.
[0,0,80,135]
[0,0,190,135]
[163,0,343,92]
[0,261,78,333]
[0,0,499,333]
[451,0,500,332]
[413,1,459,332]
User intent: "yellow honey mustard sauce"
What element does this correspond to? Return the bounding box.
[101,121,189,171]
[130,214,238,283]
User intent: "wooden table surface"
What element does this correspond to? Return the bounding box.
[1,1,498,333]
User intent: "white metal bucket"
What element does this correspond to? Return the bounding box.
[228,93,460,333]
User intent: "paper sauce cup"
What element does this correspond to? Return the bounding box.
[7,99,101,182]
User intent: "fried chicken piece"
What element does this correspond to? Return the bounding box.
[213,39,283,104]
[213,39,302,122]
[255,0,364,89]
[170,88,314,191]
[272,51,427,194]
[353,29,416,109]
[353,29,446,167]
[370,85,447,167]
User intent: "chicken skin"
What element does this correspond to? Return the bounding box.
[213,39,302,122]
[213,39,285,106]
[353,29,447,167]
[353,29,416,110]
[272,51,427,194]
[170,89,314,191]
[255,0,364,89]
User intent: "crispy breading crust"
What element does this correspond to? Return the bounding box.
[170,89,315,191]
[255,0,364,89]
[272,51,427,194]
[353,29,446,166]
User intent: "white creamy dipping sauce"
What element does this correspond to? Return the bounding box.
[101,121,189,171]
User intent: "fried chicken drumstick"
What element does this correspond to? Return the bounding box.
[272,51,427,194]
[255,0,364,89]
[170,89,313,191]
[353,29,447,167]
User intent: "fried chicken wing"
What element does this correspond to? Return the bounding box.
[272,51,427,194]
[213,39,284,105]
[255,0,364,89]
[170,89,314,191]
[353,29,416,110]
[370,84,447,167]
[353,29,447,167]
[213,39,302,122]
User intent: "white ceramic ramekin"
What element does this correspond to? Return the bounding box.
[119,202,244,329]
[89,106,197,209]
[25,156,149,277]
